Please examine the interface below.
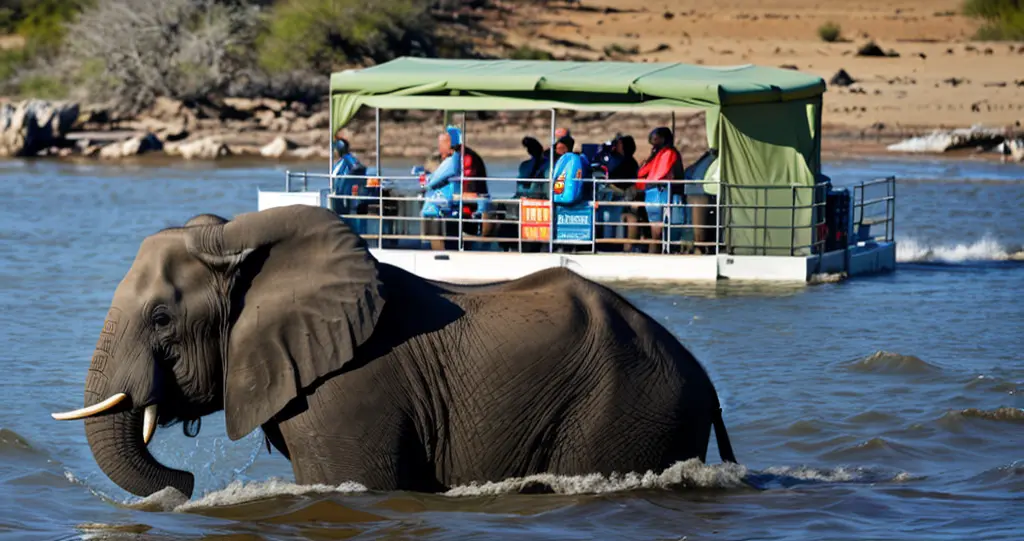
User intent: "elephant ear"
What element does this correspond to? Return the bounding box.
[185,205,386,441]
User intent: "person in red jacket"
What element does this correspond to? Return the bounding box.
[636,127,684,253]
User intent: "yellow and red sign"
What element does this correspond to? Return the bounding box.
[520,198,551,241]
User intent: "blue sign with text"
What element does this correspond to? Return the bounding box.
[554,203,593,242]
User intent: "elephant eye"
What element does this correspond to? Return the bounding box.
[152,309,172,328]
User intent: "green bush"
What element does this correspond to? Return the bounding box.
[962,0,1024,40]
[257,0,435,74]
[0,48,30,88]
[818,21,842,42]
[13,0,93,57]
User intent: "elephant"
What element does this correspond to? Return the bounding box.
[52,204,738,498]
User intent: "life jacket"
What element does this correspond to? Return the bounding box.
[460,147,490,215]
[552,152,586,205]
[636,146,684,191]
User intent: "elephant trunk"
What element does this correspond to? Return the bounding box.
[78,332,195,498]
[83,408,195,498]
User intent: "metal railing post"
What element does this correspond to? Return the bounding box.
[790,185,796,256]
[302,171,308,191]
[285,169,291,192]
[458,113,466,252]
[891,176,896,242]
[591,177,597,254]
[885,176,891,241]
[714,179,721,255]
[665,181,672,254]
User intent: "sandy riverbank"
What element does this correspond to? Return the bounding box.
[2,0,1020,164]
[487,0,1023,135]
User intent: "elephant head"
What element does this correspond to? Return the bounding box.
[51,205,385,498]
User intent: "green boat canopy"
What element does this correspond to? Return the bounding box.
[328,57,828,256]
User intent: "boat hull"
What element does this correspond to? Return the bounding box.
[368,242,896,284]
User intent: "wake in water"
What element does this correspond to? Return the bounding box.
[896,236,1024,264]
[99,458,920,514]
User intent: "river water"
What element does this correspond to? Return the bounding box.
[0,156,1021,540]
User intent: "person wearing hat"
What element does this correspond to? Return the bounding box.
[636,127,685,253]
[419,126,491,249]
[330,134,367,215]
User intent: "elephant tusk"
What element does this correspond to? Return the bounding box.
[143,404,157,445]
[51,393,127,420]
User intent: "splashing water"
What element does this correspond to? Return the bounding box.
[897,236,1024,263]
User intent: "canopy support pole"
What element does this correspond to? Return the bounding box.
[671,111,676,135]
[549,109,556,254]
[375,108,382,249]
[328,96,334,177]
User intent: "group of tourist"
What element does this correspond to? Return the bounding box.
[330,124,688,253]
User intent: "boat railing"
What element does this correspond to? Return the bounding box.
[852,176,896,244]
[277,171,850,256]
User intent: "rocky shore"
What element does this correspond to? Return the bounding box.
[2,96,1020,165]
[0,96,719,163]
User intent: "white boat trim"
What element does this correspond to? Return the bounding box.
[365,243,896,284]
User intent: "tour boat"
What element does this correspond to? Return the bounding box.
[256,57,896,283]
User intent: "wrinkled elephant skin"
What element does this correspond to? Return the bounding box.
[52,205,737,497]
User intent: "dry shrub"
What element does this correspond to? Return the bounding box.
[60,0,261,113]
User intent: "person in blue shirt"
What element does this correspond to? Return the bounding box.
[418,126,492,249]
[418,126,490,218]
[419,126,464,219]
[552,135,592,202]
[330,137,367,214]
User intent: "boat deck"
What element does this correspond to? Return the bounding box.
[257,173,897,283]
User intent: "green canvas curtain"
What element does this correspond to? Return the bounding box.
[714,98,821,256]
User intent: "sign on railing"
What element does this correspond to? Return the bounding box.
[554,203,594,242]
[520,198,551,242]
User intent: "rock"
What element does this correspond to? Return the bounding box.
[223,97,286,113]
[229,144,262,156]
[1007,138,1024,162]
[169,136,231,160]
[288,101,311,116]
[269,117,293,132]
[0,100,80,157]
[77,103,114,128]
[149,97,185,121]
[856,41,897,57]
[289,146,330,160]
[260,136,298,158]
[255,109,277,129]
[301,111,330,131]
[146,97,198,130]
[830,69,856,87]
[99,132,163,159]
[156,123,189,142]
